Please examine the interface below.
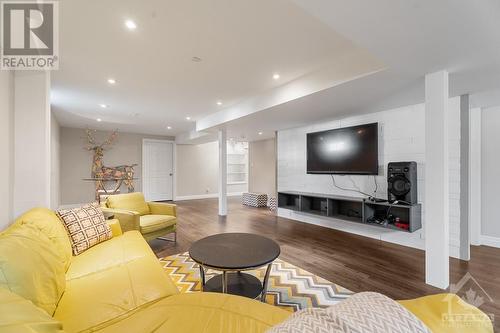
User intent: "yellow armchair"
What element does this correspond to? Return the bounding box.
[101,193,177,242]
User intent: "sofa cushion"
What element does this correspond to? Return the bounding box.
[140,215,176,234]
[0,224,66,316]
[92,292,291,333]
[57,203,113,255]
[399,293,494,333]
[0,287,64,333]
[66,231,153,280]
[54,238,179,333]
[8,208,72,271]
[106,193,150,216]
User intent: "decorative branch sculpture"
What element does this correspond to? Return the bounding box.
[84,129,137,198]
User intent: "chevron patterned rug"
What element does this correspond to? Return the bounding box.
[159,252,353,312]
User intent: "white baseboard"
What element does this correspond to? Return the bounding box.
[480,235,500,248]
[174,192,243,201]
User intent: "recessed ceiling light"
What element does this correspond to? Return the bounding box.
[186,116,191,120]
[96,118,102,122]
[273,73,280,80]
[166,126,172,130]
[99,104,109,109]
[216,101,222,106]
[125,20,137,30]
[107,78,116,84]
[258,131,263,135]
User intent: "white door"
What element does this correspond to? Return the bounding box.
[142,140,174,201]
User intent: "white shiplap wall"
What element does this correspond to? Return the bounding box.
[277,97,461,258]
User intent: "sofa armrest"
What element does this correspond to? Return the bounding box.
[106,218,123,237]
[101,207,140,232]
[148,202,177,217]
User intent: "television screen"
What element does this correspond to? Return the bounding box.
[307,123,378,175]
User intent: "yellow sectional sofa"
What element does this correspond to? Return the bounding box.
[0,207,493,333]
[0,208,289,333]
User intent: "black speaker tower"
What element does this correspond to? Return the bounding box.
[387,162,417,205]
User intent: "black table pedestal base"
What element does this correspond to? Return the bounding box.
[204,272,263,299]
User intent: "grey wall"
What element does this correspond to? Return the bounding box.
[176,142,219,197]
[0,71,14,229]
[249,138,276,197]
[481,106,500,238]
[60,127,173,205]
[175,141,249,199]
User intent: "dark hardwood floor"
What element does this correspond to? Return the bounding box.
[150,197,500,331]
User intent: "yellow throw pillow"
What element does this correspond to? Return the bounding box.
[0,224,66,316]
[57,202,113,256]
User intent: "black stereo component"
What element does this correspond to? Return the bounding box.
[387,162,417,205]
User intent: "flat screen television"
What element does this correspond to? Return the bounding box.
[307,123,378,175]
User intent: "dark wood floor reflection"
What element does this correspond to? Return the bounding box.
[150,197,500,330]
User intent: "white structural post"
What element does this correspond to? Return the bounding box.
[459,95,470,260]
[424,70,450,289]
[218,129,227,216]
[13,71,51,216]
[469,107,482,246]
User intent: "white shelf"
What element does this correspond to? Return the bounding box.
[227,142,248,188]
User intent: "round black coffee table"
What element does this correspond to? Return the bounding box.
[189,233,280,301]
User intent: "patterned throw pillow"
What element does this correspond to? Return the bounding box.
[267,308,343,333]
[57,202,113,255]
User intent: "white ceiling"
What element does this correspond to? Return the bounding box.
[52,0,380,136]
[53,0,500,143]
[208,0,500,141]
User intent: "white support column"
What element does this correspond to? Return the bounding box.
[459,95,470,260]
[0,71,14,228]
[469,107,482,246]
[425,70,450,289]
[13,71,51,216]
[218,129,227,216]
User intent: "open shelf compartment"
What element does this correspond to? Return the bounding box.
[278,193,300,211]
[300,196,329,216]
[363,202,421,232]
[329,198,363,223]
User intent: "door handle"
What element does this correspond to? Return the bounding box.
[169,173,173,176]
